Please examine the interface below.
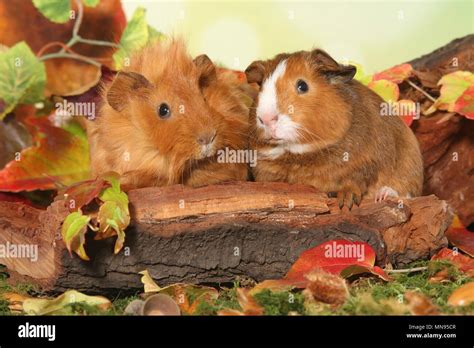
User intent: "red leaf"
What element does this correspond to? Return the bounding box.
[285,240,390,282]
[397,99,418,127]
[59,177,108,212]
[454,84,474,120]
[0,106,91,192]
[445,215,474,257]
[373,63,413,84]
[431,248,474,276]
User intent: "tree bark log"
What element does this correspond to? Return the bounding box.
[0,182,451,294]
[406,34,474,226]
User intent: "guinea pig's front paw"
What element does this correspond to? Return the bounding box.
[374,186,399,203]
[336,187,362,210]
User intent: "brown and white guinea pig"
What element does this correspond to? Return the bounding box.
[245,49,423,208]
[86,39,251,189]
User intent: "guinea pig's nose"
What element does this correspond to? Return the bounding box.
[260,113,278,127]
[197,131,216,145]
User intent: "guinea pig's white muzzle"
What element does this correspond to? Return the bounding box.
[257,113,300,143]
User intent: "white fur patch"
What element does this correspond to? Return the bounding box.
[273,114,300,142]
[287,143,314,154]
[258,143,313,160]
[258,147,286,160]
[256,60,287,130]
[256,60,302,142]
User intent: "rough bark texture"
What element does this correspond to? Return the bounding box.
[0,183,451,294]
[406,34,474,227]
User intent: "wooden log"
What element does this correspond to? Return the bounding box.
[405,34,474,226]
[0,182,451,294]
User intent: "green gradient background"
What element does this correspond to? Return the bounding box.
[122,0,473,72]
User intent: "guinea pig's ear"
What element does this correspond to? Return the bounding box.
[193,54,217,88]
[107,71,152,112]
[245,60,266,85]
[310,49,356,83]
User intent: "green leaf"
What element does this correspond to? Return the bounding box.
[352,62,372,86]
[148,25,164,44]
[113,7,149,69]
[32,0,71,24]
[368,79,399,102]
[83,0,100,7]
[426,71,474,115]
[0,42,46,119]
[101,171,121,193]
[96,173,130,254]
[61,211,91,260]
[97,199,130,254]
[23,290,111,315]
[99,187,128,207]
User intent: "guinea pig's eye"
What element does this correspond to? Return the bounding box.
[296,79,309,94]
[157,103,171,119]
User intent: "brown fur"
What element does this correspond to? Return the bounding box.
[245,49,423,203]
[87,39,250,189]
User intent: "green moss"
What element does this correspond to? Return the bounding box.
[1,259,473,316]
[253,289,305,315]
[193,286,241,315]
[0,297,10,315]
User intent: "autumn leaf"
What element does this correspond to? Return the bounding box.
[425,71,474,116]
[139,270,162,293]
[59,177,108,212]
[0,1,125,96]
[368,79,399,102]
[219,288,264,316]
[453,84,474,119]
[431,247,474,277]
[445,215,474,257]
[0,42,46,119]
[251,240,389,295]
[23,290,111,315]
[0,107,91,192]
[61,211,90,260]
[139,270,218,315]
[372,63,413,84]
[32,0,72,24]
[113,7,149,69]
[2,292,32,313]
[404,291,439,315]
[147,25,164,44]
[352,62,372,86]
[285,240,390,282]
[397,99,419,126]
[95,172,130,254]
[447,282,474,307]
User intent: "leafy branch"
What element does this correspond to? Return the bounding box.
[37,0,119,67]
[0,0,161,120]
